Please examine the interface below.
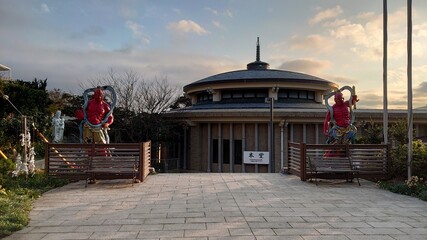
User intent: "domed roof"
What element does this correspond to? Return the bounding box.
[184,68,335,92]
[184,38,337,92]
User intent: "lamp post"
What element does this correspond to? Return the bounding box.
[265,97,274,172]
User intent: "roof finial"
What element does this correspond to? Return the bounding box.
[247,37,270,70]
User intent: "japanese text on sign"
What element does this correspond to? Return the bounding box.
[243,151,269,164]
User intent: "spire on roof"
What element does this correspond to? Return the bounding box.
[247,37,270,70]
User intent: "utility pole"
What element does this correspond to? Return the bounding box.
[407,0,413,179]
[266,97,274,173]
[383,0,388,145]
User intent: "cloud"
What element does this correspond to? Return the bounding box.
[326,75,358,86]
[330,21,383,61]
[277,58,331,75]
[356,92,382,109]
[414,81,427,95]
[205,7,218,15]
[224,9,233,18]
[40,3,50,13]
[322,18,351,28]
[167,20,209,35]
[414,23,427,38]
[212,21,225,30]
[289,34,334,53]
[309,5,343,25]
[126,20,150,44]
[70,26,105,39]
[2,37,239,95]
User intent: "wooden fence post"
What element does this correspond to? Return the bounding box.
[300,143,306,181]
[44,143,49,175]
[139,143,145,182]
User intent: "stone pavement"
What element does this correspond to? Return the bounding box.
[4,173,427,240]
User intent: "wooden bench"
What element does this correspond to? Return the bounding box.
[85,155,139,187]
[46,142,151,186]
[308,156,360,186]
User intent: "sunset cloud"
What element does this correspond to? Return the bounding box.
[309,5,343,25]
[126,21,150,44]
[277,58,331,75]
[167,20,209,35]
[289,34,334,53]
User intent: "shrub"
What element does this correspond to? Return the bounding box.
[0,157,15,186]
[377,175,427,201]
[2,170,68,193]
[419,189,427,201]
[389,140,427,179]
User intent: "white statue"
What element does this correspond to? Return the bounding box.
[52,110,65,143]
[28,146,36,174]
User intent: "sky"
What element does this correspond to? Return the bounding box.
[1,0,427,110]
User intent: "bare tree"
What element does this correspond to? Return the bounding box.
[82,68,180,114]
[138,76,179,114]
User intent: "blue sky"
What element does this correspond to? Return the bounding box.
[1,0,427,109]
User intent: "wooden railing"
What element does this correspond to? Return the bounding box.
[45,141,151,183]
[288,142,389,181]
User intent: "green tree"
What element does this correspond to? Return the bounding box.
[0,78,52,156]
[356,120,383,144]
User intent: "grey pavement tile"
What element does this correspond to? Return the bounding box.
[205,211,243,217]
[256,236,303,240]
[184,228,230,237]
[264,216,305,222]
[225,216,247,222]
[103,219,145,225]
[248,221,292,229]
[159,238,206,240]
[29,226,79,233]
[316,228,363,235]
[251,228,276,236]
[367,221,413,228]
[207,222,250,230]
[273,228,320,236]
[2,233,47,240]
[302,216,343,222]
[289,222,333,228]
[90,231,139,239]
[229,228,254,236]
[143,218,186,224]
[41,232,93,240]
[329,222,373,228]
[357,228,406,235]
[75,225,122,232]
[186,217,225,223]
[302,236,350,240]
[135,230,184,238]
[129,213,168,219]
[209,237,256,240]
[241,211,281,217]
[167,212,205,218]
[389,235,427,240]
[119,224,163,231]
[346,235,396,240]
[398,227,427,234]
[244,216,266,222]
[162,223,206,230]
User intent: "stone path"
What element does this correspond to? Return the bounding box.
[5,173,427,240]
